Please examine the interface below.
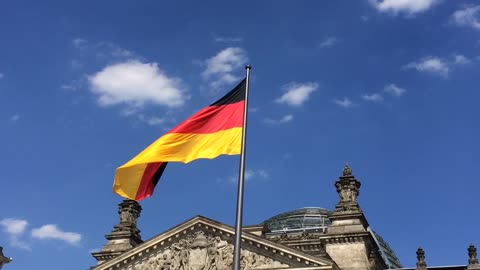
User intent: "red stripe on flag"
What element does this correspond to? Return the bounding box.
[135,162,165,200]
[168,101,244,134]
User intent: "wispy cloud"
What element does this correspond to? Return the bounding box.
[453,54,471,65]
[362,93,384,102]
[202,47,248,90]
[404,56,449,77]
[452,5,480,30]
[0,218,30,250]
[0,73,4,79]
[264,114,294,125]
[10,114,20,121]
[72,38,88,50]
[138,115,164,126]
[31,224,82,245]
[319,36,339,48]
[334,97,354,108]
[70,59,82,69]
[88,60,187,108]
[94,42,137,59]
[370,0,439,14]
[70,39,140,69]
[384,84,406,97]
[228,169,270,183]
[214,36,243,43]
[276,82,318,107]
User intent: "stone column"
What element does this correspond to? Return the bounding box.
[91,200,144,264]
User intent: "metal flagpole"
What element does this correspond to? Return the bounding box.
[232,65,251,270]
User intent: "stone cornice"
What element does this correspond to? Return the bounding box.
[323,232,371,244]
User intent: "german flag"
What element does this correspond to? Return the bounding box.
[113,79,246,201]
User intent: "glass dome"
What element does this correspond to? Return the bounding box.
[262,207,332,234]
[262,207,402,269]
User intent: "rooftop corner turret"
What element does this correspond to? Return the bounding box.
[416,247,427,270]
[468,244,480,269]
[328,165,369,233]
[325,166,381,270]
[0,247,12,269]
[91,199,143,265]
[334,164,362,213]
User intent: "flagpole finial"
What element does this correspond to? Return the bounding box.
[245,65,251,70]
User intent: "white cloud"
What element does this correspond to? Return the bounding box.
[454,54,471,65]
[70,59,82,69]
[264,114,294,125]
[404,57,449,77]
[1,218,28,235]
[214,36,243,43]
[94,42,139,60]
[230,169,270,183]
[245,169,255,181]
[110,47,134,58]
[0,73,4,79]
[31,224,82,245]
[0,218,30,250]
[257,169,270,179]
[72,38,88,50]
[202,47,248,90]
[362,93,384,102]
[276,82,318,107]
[88,60,186,108]
[334,98,353,108]
[319,36,339,48]
[384,83,406,97]
[10,114,20,121]
[452,5,480,30]
[370,0,438,14]
[138,115,164,126]
[61,84,76,91]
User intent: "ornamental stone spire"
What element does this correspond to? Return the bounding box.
[328,165,368,231]
[468,244,480,269]
[326,166,375,269]
[91,200,143,265]
[334,164,362,213]
[0,247,12,269]
[416,247,427,270]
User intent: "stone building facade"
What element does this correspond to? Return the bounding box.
[90,166,479,270]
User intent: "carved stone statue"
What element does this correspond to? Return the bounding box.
[343,164,352,176]
[118,200,141,227]
[334,166,362,213]
[137,230,288,270]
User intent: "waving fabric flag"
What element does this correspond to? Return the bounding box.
[113,79,247,201]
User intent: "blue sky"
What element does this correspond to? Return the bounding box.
[1,0,479,269]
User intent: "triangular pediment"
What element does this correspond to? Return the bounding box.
[92,216,336,270]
